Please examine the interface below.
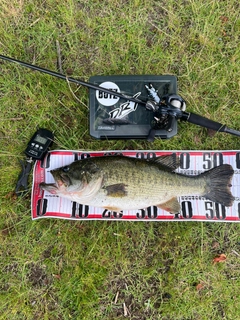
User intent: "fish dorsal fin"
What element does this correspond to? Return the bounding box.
[148,154,180,172]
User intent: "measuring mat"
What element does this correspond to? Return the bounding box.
[31,150,240,222]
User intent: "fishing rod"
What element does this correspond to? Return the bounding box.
[0,55,144,105]
[1,54,240,141]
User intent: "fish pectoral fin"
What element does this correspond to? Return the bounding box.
[104,183,128,197]
[157,197,180,214]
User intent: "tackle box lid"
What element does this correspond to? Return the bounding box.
[89,75,178,140]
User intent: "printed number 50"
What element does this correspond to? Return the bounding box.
[205,201,226,220]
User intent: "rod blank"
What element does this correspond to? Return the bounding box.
[0,54,144,105]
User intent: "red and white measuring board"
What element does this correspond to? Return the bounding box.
[31,150,240,222]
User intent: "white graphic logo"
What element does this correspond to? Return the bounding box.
[96,81,120,106]
[109,92,141,120]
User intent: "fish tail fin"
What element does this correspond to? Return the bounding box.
[202,164,234,207]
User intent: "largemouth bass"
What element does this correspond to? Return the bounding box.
[40,155,234,213]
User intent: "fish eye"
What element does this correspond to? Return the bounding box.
[62,166,70,172]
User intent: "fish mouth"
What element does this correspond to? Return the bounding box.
[39,178,67,193]
[39,170,71,194]
[50,170,71,188]
[39,182,59,194]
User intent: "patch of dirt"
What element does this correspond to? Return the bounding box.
[3,262,19,275]
[27,262,51,287]
[99,271,172,319]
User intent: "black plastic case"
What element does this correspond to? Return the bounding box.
[89,75,177,139]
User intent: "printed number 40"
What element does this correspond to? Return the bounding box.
[205,201,226,220]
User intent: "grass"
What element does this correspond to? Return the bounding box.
[0,0,240,319]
